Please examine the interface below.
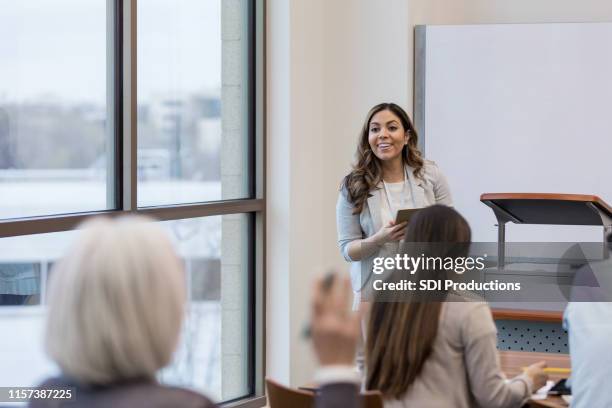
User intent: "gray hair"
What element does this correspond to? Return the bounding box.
[45,216,185,384]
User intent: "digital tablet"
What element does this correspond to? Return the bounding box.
[548,379,571,396]
[395,208,422,225]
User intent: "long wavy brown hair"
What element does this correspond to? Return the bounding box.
[341,103,424,215]
[365,205,471,399]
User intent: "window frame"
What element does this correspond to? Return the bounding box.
[0,0,266,406]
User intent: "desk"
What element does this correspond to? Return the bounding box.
[527,398,567,408]
[499,351,570,408]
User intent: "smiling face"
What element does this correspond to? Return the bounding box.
[367,109,409,163]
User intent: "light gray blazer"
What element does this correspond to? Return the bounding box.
[336,160,453,294]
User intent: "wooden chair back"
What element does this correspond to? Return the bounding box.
[265,377,384,408]
[362,390,384,408]
[266,378,315,408]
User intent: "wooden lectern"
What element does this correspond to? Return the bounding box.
[480,193,612,269]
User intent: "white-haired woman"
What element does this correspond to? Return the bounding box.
[30,216,216,408]
[30,216,350,408]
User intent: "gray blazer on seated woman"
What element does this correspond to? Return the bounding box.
[336,103,452,294]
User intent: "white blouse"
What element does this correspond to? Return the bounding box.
[380,181,406,226]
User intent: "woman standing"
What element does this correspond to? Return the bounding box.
[336,102,452,293]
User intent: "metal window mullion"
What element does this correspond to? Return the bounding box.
[255,0,267,399]
[106,0,117,210]
[255,0,265,202]
[251,0,266,399]
[122,0,137,211]
[0,199,264,238]
[135,199,264,221]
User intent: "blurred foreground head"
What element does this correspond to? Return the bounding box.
[45,216,185,385]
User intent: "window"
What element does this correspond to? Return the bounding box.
[0,230,78,387]
[159,215,251,401]
[137,0,251,206]
[0,1,112,218]
[0,1,264,406]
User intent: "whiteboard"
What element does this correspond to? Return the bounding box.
[415,23,612,242]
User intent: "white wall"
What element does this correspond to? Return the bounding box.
[267,0,612,387]
[266,0,410,387]
[407,0,612,112]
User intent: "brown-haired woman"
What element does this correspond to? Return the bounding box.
[336,103,452,294]
[365,205,548,408]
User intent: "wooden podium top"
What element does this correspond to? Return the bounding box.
[492,308,563,323]
[480,193,612,226]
